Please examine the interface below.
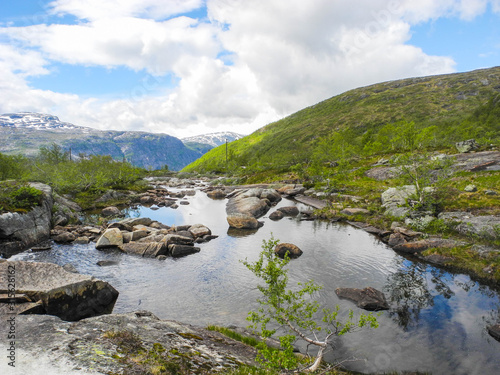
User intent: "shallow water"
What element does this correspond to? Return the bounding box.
[11,187,500,374]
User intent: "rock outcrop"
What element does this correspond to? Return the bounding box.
[335,287,389,311]
[0,311,258,374]
[0,183,53,257]
[0,261,118,321]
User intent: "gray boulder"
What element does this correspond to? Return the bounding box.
[438,212,500,240]
[169,244,200,257]
[381,185,416,218]
[96,228,123,249]
[335,287,389,311]
[0,183,53,257]
[226,188,273,229]
[0,261,118,321]
[101,206,122,217]
[120,242,168,258]
[456,139,478,153]
[278,206,300,217]
[269,210,284,221]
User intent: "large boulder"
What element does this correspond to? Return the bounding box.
[0,183,53,257]
[227,213,260,229]
[189,224,212,238]
[0,261,118,321]
[226,188,275,229]
[438,212,500,240]
[381,185,416,219]
[335,287,389,311]
[96,228,123,249]
[169,244,200,257]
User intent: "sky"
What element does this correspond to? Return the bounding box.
[0,0,499,139]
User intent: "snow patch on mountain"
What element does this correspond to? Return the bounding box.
[0,112,83,130]
[182,132,244,147]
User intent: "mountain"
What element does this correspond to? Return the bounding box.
[182,66,500,175]
[0,113,201,171]
[182,132,244,155]
[183,132,244,147]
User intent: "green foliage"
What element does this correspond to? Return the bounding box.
[242,237,379,372]
[0,181,43,213]
[182,68,500,182]
[0,153,29,181]
[38,143,70,164]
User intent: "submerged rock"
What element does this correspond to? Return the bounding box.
[0,261,118,321]
[335,287,389,311]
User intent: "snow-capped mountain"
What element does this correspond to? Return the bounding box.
[182,132,244,148]
[0,112,83,131]
[0,112,201,170]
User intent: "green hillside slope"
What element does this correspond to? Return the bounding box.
[182,67,500,178]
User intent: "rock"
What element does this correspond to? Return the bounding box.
[485,190,498,196]
[388,233,407,247]
[464,184,478,192]
[163,234,195,245]
[335,287,389,311]
[227,213,260,229]
[438,212,500,240]
[340,208,370,216]
[487,324,500,342]
[189,224,212,238]
[0,261,118,321]
[118,217,153,227]
[0,183,53,257]
[96,260,119,267]
[62,264,78,273]
[96,228,124,249]
[275,243,303,259]
[108,221,133,231]
[74,236,90,244]
[269,211,284,221]
[283,186,306,196]
[120,242,168,258]
[169,244,200,257]
[456,139,478,153]
[422,254,454,265]
[52,231,76,243]
[278,206,300,217]
[2,311,258,374]
[381,185,416,219]
[207,189,226,199]
[101,206,122,217]
[261,189,282,203]
[365,166,399,181]
[393,238,464,254]
[180,200,190,205]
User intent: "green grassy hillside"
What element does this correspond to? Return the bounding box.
[182,67,500,179]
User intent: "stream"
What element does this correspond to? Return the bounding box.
[10,185,500,374]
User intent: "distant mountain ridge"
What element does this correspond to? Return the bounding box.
[0,113,201,171]
[182,132,244,147]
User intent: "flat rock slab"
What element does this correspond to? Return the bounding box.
[0,261,118,321]
[0,311,258,374]
[336,287,389,311]
[293,195,327,209]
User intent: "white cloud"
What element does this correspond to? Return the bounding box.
[48,0,204,21]
[0,0,496,138]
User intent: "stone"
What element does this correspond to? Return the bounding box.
[207,189,226,199]
[485,190,498,196]
[163,234,195,245]
[283,186,306,196]
[278,206,300,216]
[52,231,76,243]
[62,264,78,273]
[275,243,303,259]
[455,139,478,153]
[260,189,282,203]
[101,206,122,217]
[393,238,463,254]
[169,244,201,257]
[388,233,407,248]
[227,213,260,229]
[464,184,478,192]
[0,261,118,321]
[269,211,284,221]
[335,287,389,311]
[119,217,153,227]
[438,212,500,240]
[96,228,123,249]
[0,183,53,257]
[189,224,212,238]
[2,311,258,374]
[381,185,416,219]
[74,236,90,244]
[120,242,168,258]
[487,324,500,342]
[96,260,119,267]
